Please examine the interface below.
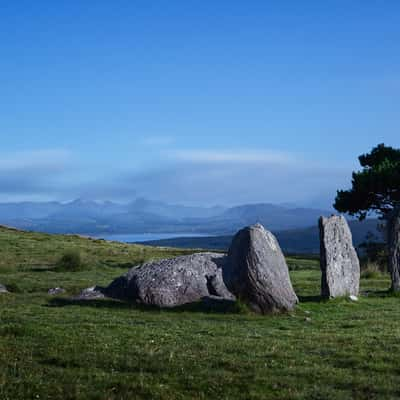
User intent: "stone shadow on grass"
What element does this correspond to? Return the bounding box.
[47,296,242,314]
[29,267,57,273]
[297,295,324,303]
[361,289,397,298]
[299,288,395,302]
[104,262,141,269]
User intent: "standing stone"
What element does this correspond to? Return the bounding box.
[319,216,360,298]
[104,253,235,307]
[388,207,400,292]
[225,224,298,313]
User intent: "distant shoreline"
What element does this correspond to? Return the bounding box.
[89,232,215,243]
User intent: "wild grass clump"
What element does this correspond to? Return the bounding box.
[230,298,252,314]
[361,262,384,280]
[56,249,84,271]
[387,288,400,298]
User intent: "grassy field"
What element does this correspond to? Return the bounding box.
[0,226,399,400]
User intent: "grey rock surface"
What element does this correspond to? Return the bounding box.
[104,252,235,307]
[0,284,8,294]
[75,286,106,300]
[388,207,400,292]
[319,215,360,298]
[225,224,298,313]
[48,287,66,295]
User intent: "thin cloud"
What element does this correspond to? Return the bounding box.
[90,156,348,208]
[0,147,350,209]
[170,149,296,164]
[0,149,73,200]
[0,149,71,172]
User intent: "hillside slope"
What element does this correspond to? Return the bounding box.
[0,225,193,273]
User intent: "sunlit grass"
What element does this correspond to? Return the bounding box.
[0,226,399,400]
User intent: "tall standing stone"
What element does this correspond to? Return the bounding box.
[319,216,360,298]
[225,224,298,313]
[388,207,400,292]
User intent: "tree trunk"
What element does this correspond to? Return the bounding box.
[388,207,400,292]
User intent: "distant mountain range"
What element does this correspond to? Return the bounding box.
[139,219,382,254]
[0,198,382,254]
[0,198,333,235]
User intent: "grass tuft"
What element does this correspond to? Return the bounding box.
[360,263,384,280]
[230,297,253,314]
[56,249,84,271]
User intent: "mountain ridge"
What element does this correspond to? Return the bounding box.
[0,198,337,236]
[137,219,382,255]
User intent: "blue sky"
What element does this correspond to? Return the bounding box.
[1,1,399,207]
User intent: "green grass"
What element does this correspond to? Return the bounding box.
[1,226,400,400]
[286,255,319,271]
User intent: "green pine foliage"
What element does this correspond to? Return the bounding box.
[334,143,400,219]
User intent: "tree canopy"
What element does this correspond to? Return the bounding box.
[334,144,400,220]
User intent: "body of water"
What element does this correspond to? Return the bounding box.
[91,233,212,243]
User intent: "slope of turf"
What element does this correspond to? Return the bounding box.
[0,226,398,400]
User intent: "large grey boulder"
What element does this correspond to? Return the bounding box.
[225,224,298,313]
[319,215,360,298]
[104,253,235,307]
[388,207,400,292]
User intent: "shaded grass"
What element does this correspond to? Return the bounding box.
[0,226,399,400]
